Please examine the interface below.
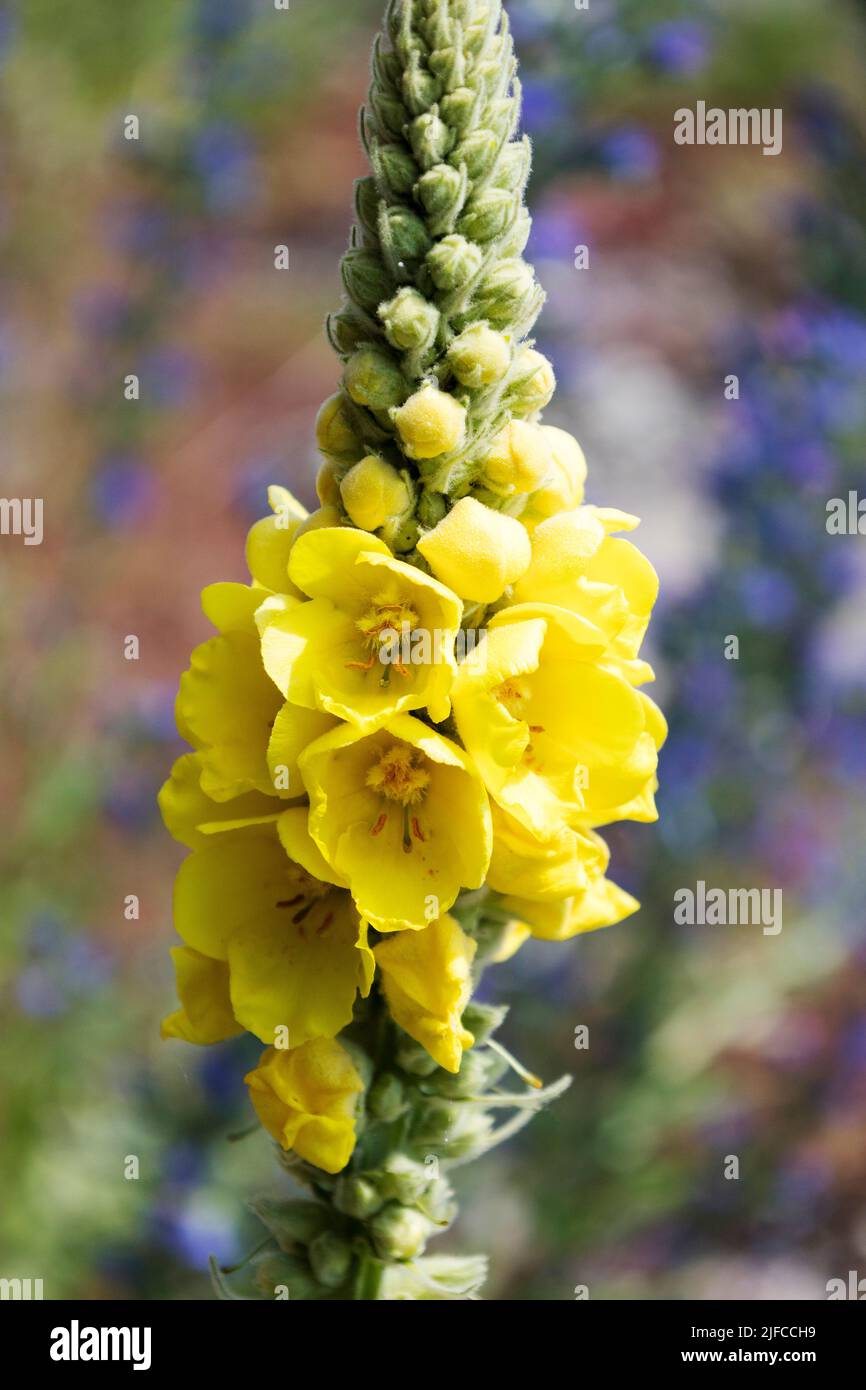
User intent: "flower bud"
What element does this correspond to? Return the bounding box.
[308,1231,353,1290]
[471,258,539,329]
[340,455,411,532]
[344,346,407,413]
[507,347,556,416]
[434,1048,508,1098]
[484,95,518,144]
[426,233,484,291]
[484,421,551,495]
[354,176,380,241]
[370,1203,432,1262]
[461,1001,509,1043]
[379,1154,433,1205]
[499,206,532,258]
[341,249,394,314]
[451,128,498,181]
[379,286,440,354]
[333,1174,384,1219]
[367,1071,410,1120]
[377,143,419,197]
[493,136,531,193]
[408,110,451,168]
[458,188,519,244]
[370,89,408,139]
[381,204,431,263]
[253,1251,319,1301]
[440,86,479,133]
[415,163,465,231]
[395,1034,440,1077]
[418,496,531,602]
[528,427,587,518]
[447,324,512,388]
[327,307,368,357]
[393,384,466,460]
[316,392,361,461]
[247,1197,329,1251]
[402,59,441,116]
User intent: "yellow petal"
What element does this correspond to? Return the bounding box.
[375,915,476,1073]
[159,753,279,850]
[245,1039,363,1174]
[161,947,243,1044]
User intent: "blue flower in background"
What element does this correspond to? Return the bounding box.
[91,456,156,529]
[520,78,569,135]
[192,121,259,214]
[599,125,661,182]
[195,0,252,45]
[647,20,712,77]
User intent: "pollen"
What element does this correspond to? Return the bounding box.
[495,676,533,716]
[366,743,431,805]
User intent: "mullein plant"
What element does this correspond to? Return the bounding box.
[159,0,665,1301]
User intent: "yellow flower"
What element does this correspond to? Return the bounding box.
[483,420,552,495]
[503,876,641,941]
[523,427,587,523]
[374,915,476,1073]
[255,527,462,728]
[512,505,659,684]
[393,384,466,459]
[486,802,609,901]
[340,455,411,533]
[453,605,665,837]
[159,752,281,850]
[176,628,285,801]
[245,485,308,599]
[299,714,492,932]
[171,829,372,1047]
[161,947,243,1044]
[245,1039,363,1174]
[417,496,531,603]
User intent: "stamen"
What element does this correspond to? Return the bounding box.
[411,816,425,842]
[315,912,334,936]
[370,812,388,836]
[276,894,305,909]
[402,804,412,853]
[291,900,316,926]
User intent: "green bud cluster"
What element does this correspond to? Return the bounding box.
[218,987,566,1301]
[322,0,553,545]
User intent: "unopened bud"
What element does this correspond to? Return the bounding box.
[528,427,587,518]
[316,392,361,461]
[461,1001,509,1043]
[308,1231,353,1290]
[367,1071,410,1120]
[447,324,511,388]
[507,347,556,417]
[415,163,465,231]
[379,286,440,353]
[395,1034,441,1077]
[458,187,519,244]
[426,233,483,291]
[484,420,552,495]
[340,455,411,532]
[378,143,419,197]
[440,87,479,134]
[370,89,408,139]
[379,1154,432,1206]
[381,203,431,264]
[408,110,451,168]
[327,307,369,357]
[333,1174,384,1220]
[316,460,341,508]
[345,347,407,413]
[451,128,498,181]
[499,206,532,259]
[402,58,441,116]
[370,1203,432,1262]
[493,137,531,193]
[393,385,466,460]
[434,1048,508,1098]
[253,1250,319,1300]
[342,249,394,313]
[471,258,540,330]
[418,496,531,602]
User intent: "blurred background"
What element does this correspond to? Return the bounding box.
[2,0,866,1300]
